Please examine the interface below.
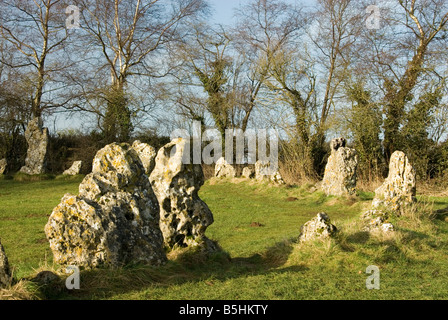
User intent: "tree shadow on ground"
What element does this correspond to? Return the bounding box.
[55,238,305,300]
[431,206,448,220]
[345,231,370,245]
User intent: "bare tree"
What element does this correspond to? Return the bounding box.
[361,0,448,162]
[259,0,361,177]
[0,0,71,118]
[170,23,234,139]
[0,35,33,170]
[265,46,318,178]
[232,0,304,132]
[307,0,364,173]
[72,0,208,142]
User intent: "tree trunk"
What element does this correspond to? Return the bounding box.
[104,81,132,143]
[383,43,427,162]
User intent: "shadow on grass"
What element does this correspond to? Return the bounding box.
[52,238,303,300]
[399,228,431,241]
[345,231,370,245]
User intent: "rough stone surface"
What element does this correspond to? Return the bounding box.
[150,138,215,250]
[0,159,6,175]
[20,117,49,175]
[321,138,358,196]
[242,167,255,179]
[0,239,12,288]
[330,137,346,151]
[381,223,395,233]
[45,142,166,269]
[255,160,285,184]
[361,209,395,233]
[132,140,156,175]
[63,161,82,175]
[372,151,416,213]
[298,213,338,243]
[214,157,236,178]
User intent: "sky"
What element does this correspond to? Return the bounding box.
[210,0,245,25]
[50,0,318,133]
[210,0,316,25]
[52,0,247,133]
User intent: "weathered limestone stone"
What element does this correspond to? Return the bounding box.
[214,157,236,178]
[372,151,416,213]
[0,158,6,175]
[242,167,254,179]
[361,209,395,233]
[0,239,12,288]
[149,138,216,250]
[298,213,338,243]
[63,161,82,175]
[20,117,49,175]
[330,137,346,151]
[45,142,166,269]
[91,142,144,178]
[132,140,156,175]
[321,137,358,196]
[255,160,285,184]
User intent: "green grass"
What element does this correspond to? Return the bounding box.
[1,176,448,300]
[0,175,84,278]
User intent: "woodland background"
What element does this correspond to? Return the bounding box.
[1,0,447,186]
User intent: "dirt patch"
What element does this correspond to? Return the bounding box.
[0,217,17,221]
[326,198,341,206]
[35,238,48,244]
[250,222,264,228]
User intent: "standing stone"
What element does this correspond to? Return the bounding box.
[359,151,415,231]
[20,117,49,175]
[214,157,236,178]
[63,161,83,175]
[0,239,12,288]
[242,167,255,179]
[372,151,416,213]
[361,209,395,233]
[0,159,6,175]
[45,142,166,269]
[255,160,285,184]
[132,140,156,175]
[330,137,346,151]
[298,213,338,243]
[149,138,216,250]
[321,137,358,196]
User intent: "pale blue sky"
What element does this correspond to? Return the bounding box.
[51,0,318,133]
[210,0,245,25]
[209,0,317,25]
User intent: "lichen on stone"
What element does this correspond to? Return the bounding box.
[321,137,358,196]
[45,142,166,269]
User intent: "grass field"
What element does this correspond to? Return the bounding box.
[1,175,448,300]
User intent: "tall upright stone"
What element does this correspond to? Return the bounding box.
[359,151,416,233]
[0,239,12,288]
[20,117,49,175]
[149,138,216,250]
[255,160,285,184]
[132,140,157,175]
[45,142,166,269]
[0,159,7,175]
[214,157,236,178]
[242,166,255,179]
[372,150,416,213]
[321,137,358,196]
[63,161,82,175]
